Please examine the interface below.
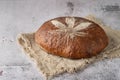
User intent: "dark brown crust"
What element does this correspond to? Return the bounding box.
[35,17,108,59]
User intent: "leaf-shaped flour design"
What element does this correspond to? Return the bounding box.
[65,17,75,28]
[74,22,92,31]
[74,31,88,36]
[51,20,66,29]
[50,17,92,39]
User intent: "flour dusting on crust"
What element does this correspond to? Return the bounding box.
[51,17,92,39]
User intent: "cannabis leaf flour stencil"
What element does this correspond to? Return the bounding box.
[50,17,92,39]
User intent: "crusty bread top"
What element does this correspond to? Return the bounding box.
[35,17,108,59]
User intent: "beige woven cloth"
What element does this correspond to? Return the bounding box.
[17,15,120,80]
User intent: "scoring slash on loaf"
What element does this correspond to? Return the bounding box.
[35,17,108,59]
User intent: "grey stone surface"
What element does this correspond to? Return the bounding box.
[0,0,120,80]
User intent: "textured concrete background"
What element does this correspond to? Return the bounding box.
[0,0,120,80]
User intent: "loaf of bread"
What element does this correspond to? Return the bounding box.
[35,17,108,59]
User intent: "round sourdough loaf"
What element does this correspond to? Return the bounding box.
[35,17,108,59]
